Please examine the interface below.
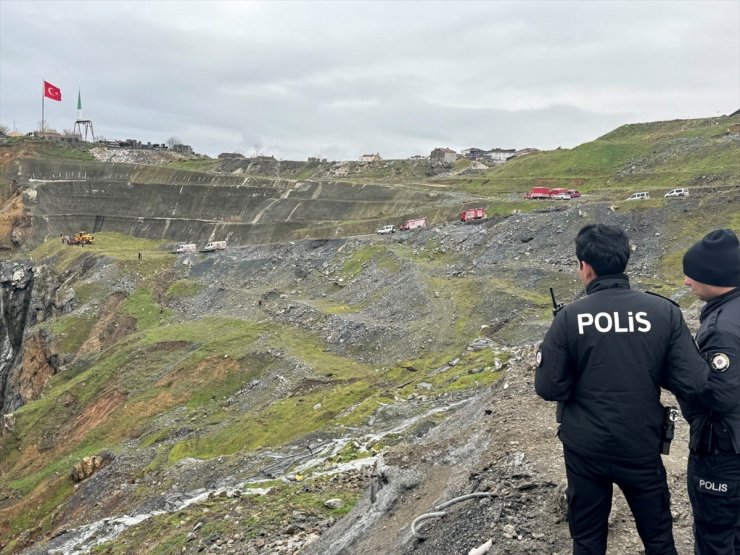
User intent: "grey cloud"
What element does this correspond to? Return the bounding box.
[1,1,737,159]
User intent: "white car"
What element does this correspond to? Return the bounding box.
[377,225,395,235]
[664,188,689,198]
[626,192,650,201]
[551,193,572,200]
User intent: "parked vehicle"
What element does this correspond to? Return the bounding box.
[175,243,197,253]
[203,240,227,251]
[626,192,650,201]
[63,231,95,245]
[549,188,570,199]
[460,208,486,222]
[524,187,550,200]
[664,188,689,198]
[567,189,581,198]
[549,188,572,200]
[377,225,395,235]
[399,218,427,231]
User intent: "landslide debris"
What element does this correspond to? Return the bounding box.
[0,114,738,553]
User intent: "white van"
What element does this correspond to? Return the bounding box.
[204,241,227,252]
[664,188,689,198]
[175,243,197,253]
[626,192,650,201]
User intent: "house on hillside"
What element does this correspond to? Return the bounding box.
[359,153,381,162]
[461,147,489,160]
[172,143,193,155]
[514,147,540,158]
[487,148,516,164]
[430,147,457,164]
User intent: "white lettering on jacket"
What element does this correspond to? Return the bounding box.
[699,479,729,493]
[577,312,652,335]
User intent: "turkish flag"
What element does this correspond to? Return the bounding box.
[44,81,62,101]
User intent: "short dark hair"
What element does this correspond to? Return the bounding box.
[575,224,630,276]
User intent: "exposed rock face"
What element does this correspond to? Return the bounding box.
[2,412,16,437]
[70,453,114,483]
[0,263,35,413]
[13,330,57,406]
[0,261,78,414]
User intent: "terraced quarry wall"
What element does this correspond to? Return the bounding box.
[13,159,460,248]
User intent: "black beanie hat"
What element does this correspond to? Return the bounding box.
[683,229,740,287]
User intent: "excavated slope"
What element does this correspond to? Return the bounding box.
[13,159,464,248]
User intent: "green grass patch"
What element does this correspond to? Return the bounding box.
[326,441,376,464]
[139,427,174,449]
[341,244,387,279]
[139,317,265,358]
[388,348,506,398]
[437,115,740,199]
[46,314,96,352]
[454,158,474,171]
[334,348,506,424]
[657,197,740,295]
[186,364,259,409]
[337,393,397,426]
[6,439,106,497]
[267,325,371,380]
[165,279,202,298]
[427,349,505,393]
[310,299,361,314]
[7,476,74,536]
[27,232,174,277]
[122,289,169,330]
[142,445,172,475]
[2,137,96,162]
[11,344,135,440]
[167,381,373,463]
[74,282,108,305]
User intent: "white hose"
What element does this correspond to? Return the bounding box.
[411,492,496,539]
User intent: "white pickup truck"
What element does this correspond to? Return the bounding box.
[376,225,395,235]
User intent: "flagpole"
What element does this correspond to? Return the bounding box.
[41,79,45,137]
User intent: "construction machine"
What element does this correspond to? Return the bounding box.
[63,232,95,246]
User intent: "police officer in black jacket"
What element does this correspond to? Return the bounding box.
[680,228,740,554]
[535,223,709,555]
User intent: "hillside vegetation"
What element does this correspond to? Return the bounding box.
[0,115,738,554]
[442,115,740,198]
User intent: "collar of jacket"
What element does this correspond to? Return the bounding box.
[700,287,740,322]
[585,273,630,295]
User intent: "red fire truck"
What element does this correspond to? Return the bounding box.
[399,218,427,231]
[460,208,486,222]
[524,187,550,199]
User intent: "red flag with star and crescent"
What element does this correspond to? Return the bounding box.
[44,81,62,101]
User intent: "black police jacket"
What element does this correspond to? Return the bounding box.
[678,288,740,454]
[535,274,708,463]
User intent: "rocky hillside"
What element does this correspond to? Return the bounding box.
[0,116,738,554]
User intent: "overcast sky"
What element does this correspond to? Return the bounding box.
[1,1,738,160]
